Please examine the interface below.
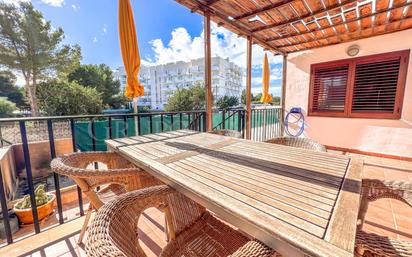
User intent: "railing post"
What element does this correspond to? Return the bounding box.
[137,115,141,135]
[222,110,226,129]
[108,117,113,139]
[170,114,174,131]
[123,116,128,137]
[161,114,164,132]
[0,165,13,244]
[237,110,242,132]
[149,114,153,134]
[19,121,40,234]
[203,112,207,132]
[70,119,84,216]
[179,113,183,130]
[47,120,64,224]
[241,110,246,138]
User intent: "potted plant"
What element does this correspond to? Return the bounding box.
[13,184,55,224]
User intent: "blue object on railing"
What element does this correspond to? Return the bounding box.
[284,107,305,137]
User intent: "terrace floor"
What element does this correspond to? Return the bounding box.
[1,151,412,257]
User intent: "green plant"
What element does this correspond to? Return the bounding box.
[216,95,239,110]
[37,80,103,116]
[15,184,52,209]
[0,97,17,118]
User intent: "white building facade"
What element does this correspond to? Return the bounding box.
[114,57,243,110]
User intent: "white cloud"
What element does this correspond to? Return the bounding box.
[144,22,282,69]
[102,24,108,35]
[15,72,26,87]
[40,0,64,7]
[93,37,98,43]
[2,0,29,5]
[2,0,65,7]
[71,4,79,11]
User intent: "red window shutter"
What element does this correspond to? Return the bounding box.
[351,58,401,114]
[311,65,349,113]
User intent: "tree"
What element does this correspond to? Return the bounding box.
[68,64,121,106]
[0,97,16,118]
[241,89,254,106]
[0,2,81,116]
[165,84,206,112]
[272,96,280,106]
[0,71,26,107]
[37,80,103,116]
[216,95,239,110]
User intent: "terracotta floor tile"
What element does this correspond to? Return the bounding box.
[384,170,411,181]
[368,198,392,211]
[362,166,386,179]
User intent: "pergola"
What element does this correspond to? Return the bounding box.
[175,0,412,138]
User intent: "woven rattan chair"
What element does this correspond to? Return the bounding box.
[355,179,412,257]
[266,137,327,152]
[209,129,243,138]
[51,151,161,244]
[86,185,279,257]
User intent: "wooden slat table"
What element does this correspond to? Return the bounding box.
[106,130,363,257]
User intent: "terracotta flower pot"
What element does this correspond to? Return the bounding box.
[13,194,56,224]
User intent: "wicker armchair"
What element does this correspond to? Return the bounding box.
[86,185,278,257]
[209,129,243,138]
[51,151,162,243]
[266,137,327,152]
[355,179,412,257]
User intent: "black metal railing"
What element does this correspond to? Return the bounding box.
[213,106,283,141]
[0,107,282,246]
[0,110,206,246]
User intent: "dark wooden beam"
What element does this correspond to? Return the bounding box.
[191,0,222,13]
[251,0,358,33]
[284,17,412,53]
[271,1,412,46]
[204,11,213,132]
[245,36,252,140]
[188,0,286,55]
[234,0,295,21]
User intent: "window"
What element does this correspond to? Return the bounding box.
[309,50,409,119]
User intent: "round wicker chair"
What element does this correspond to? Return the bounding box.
[51,151,162,243]
[355,179,412,257]
[266,137,327,152]
[209,129,243,138]
[86,185,278,257]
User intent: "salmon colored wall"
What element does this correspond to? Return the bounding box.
[285,29,412,158]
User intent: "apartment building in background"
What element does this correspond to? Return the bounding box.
[114,57,243,110]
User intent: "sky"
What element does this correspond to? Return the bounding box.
[5,0,283,95]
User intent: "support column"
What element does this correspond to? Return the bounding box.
[204,10,212,132]
[245,36,252,139]
[280,54,287,136]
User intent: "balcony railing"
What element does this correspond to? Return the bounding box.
[0,107,282,246]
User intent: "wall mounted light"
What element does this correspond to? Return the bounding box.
[346,44,360,57]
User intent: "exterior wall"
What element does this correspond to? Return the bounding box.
[13,138,74,177]
[114,57,243,110]
[285,29,412,158]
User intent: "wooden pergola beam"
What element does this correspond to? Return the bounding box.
[271,1,412,45]
[204,10,213,132]
[285,17,412,53]
[234,0,295,20]
[189,0,286,55]
[191,0,222,13]
[245,36,252,140]
[251,0,358,33]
